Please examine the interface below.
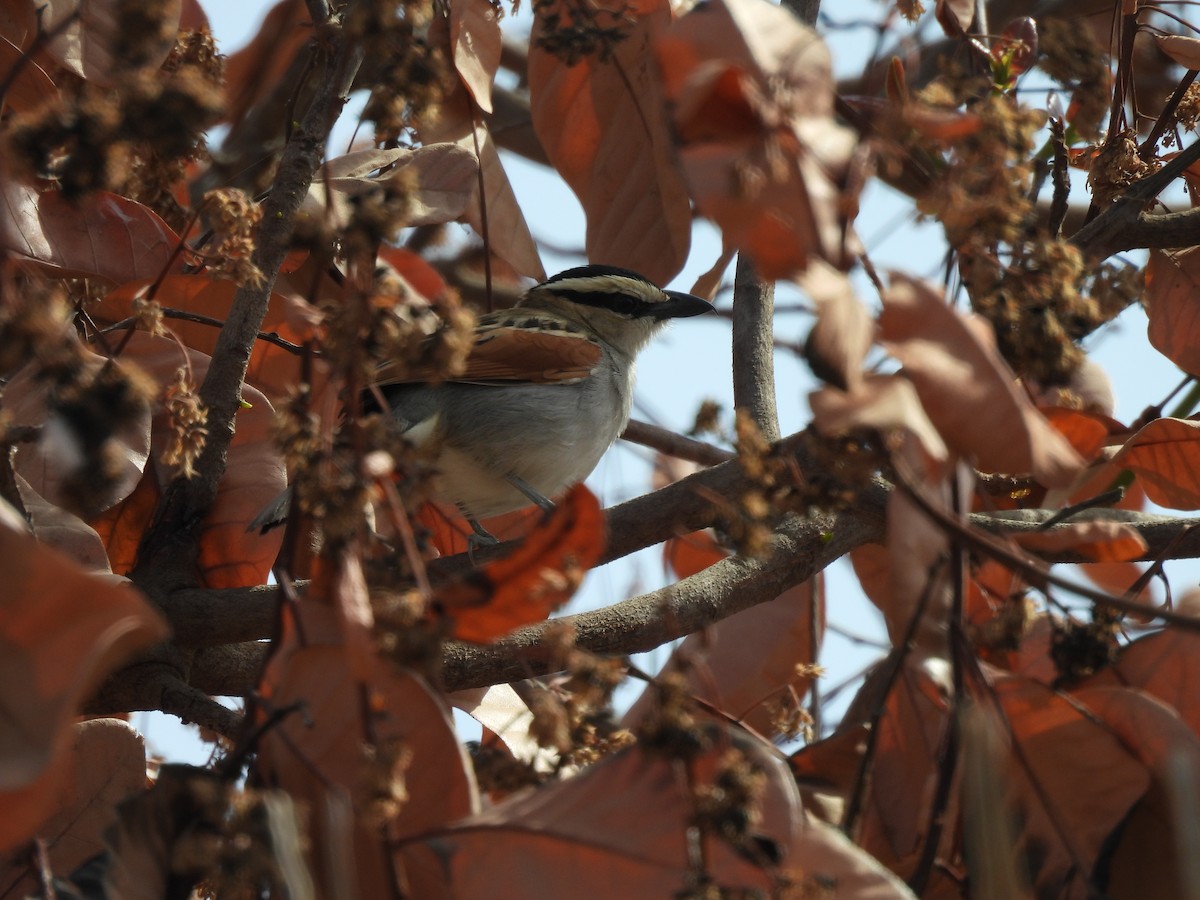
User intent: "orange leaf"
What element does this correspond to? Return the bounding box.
[403,726,917,897]
[1112,417,1200,509]
[990,673,1150,896]
[116,332,287,588]
[663,528,727,580]
[97,275,328,407]
[89,468,160,577]
[1040,407,1111,461]
[529,0,690,285]
[439,484,606,643]
[0,181,182,283]
[1145,248,1200,376]
[0,520,166,849]
[1013,521,1147,562]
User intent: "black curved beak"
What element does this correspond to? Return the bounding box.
[654,290,715,320]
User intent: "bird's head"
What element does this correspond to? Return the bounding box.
[518,265,713,357]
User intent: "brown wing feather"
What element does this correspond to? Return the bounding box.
[375,314,603,387]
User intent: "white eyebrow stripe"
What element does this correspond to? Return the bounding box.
[549,275,663,302]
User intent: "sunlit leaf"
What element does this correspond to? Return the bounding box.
[438,484,605,643]
[530,0,691,285]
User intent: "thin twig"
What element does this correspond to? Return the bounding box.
[97,310,307,354]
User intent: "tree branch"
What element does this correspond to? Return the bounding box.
[132,19,364,590]
[731,256,781,442]
[1072,138,1200,259]
[620,418,734,467]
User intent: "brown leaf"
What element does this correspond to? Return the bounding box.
[450,0,502,113]
[801,261,873,391]
[0,719,146,896]
[880,274,1085,488]
[0,181,182,283]
[256,588,478,898]
[810,374,949,476]
[304,143,479,230]
[420,19,545,280]
[0,33,58,112]
[1013,521,1148,562]
[529,0,691,286]
[0,519,165,846]
[42,0,181,83]
[622,580,824,739]
[1156,34,1200,70]
[5,346,151,518]
[403,727,813,896]
[438,484,606,643]
[657,0,858,278]
[1145,248,1200,377]
[852,657,952,879]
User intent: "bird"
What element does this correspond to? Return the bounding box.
[251,264,713,545]
[377,264,714,544]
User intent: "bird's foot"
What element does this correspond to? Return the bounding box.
[466,516,500,565]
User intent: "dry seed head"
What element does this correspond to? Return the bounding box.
[161,368,209,478]
[1088,128,1156,206]
[204,188,264,288]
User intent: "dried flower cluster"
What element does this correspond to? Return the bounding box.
[528,650,633,767]
[1038,16,1110,140]
[532,0,635,65]
[203,187,264,288]
[1087,127,1157,207]
[161,367,209,479]
[6,24,223,209]
[973,237,1091,385]
[915,91,1041,252]
[353,0,447,144]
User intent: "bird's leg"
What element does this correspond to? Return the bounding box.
[506,474,556,513]
[460,504,500,564]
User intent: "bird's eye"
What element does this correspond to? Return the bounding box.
[602,293,640,315]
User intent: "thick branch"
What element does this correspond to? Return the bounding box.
[441,508,863,688]
[1073,206,1200,258]
[85,661,241,737]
